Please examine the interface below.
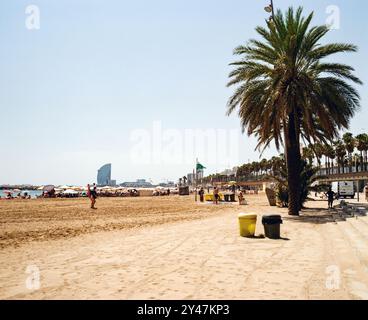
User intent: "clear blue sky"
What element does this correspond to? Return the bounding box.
[1,0,367,185]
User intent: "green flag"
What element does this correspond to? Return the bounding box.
[196,162,206,170]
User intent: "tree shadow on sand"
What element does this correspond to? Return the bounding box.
[283,206,367,225]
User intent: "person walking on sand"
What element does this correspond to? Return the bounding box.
[91,183,98,209]
[238,190,244,205]
[326,187,335,209]
[87,184,92,208]
[213,187,219,205]
[87,183,97,209]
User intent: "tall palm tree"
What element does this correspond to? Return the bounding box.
[313,142,325,171]
[260,158,269,175]
[352,153,360,172]
[270,156,282,175]
[324,144,336,175]
[321,144,329,175]
[356,133,368,171]
[227,7,361,215]
[302,146,314,166]
[335,141,347,174]
[342,132,355,173]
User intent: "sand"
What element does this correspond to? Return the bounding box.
[1,194,368,300]
[0,196,235,249]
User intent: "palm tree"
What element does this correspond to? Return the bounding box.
[356,133,368,171]
[342,132,355,173]
[227,7,361,215]
[302,146,314,166]
[352,153,360,172]
[335,141,346,174]
[313,143,324,169]
[270,156,282,175]
[271,158,320,209]
[260,158,269,175]
[321,144,329,175]
[324,144,336,175]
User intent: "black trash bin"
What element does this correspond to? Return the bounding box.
[262,215,283,239]
[224,194,230,202]
[229,193,236,202]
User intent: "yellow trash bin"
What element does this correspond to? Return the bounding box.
[238,213,257,237]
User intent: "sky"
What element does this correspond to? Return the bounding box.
[1,0,367,185]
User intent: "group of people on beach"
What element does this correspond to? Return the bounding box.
[198,186,245,205]
[83,182,368,210]
[0,192,31,200]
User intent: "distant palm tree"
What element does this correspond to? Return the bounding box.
[313,142,324,170]
[270,156,282,175]
[335,141,347,174]
[356,133,368,171]
[324,144,336,175]
[352,153,360,172]
[227,7,361,215]
[342,132,355,173]
[260,158,269,175]
[302,146,314,166]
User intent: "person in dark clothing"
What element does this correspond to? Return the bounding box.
[213,187,219,205]
[231,184,236,194]
[199,187,205,202]
[326,187,335,209]
[87,183,98,209]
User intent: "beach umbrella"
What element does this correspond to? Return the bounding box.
[228,181,237,185]
[13,189,21,192]
[70,186,82,191]
[43,185,55,192]
[37,186,44,190]
[63,189,79,195]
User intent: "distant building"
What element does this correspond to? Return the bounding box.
[97,164,112,186]
[158,181,175,188]
[120,179,153,188]
[220,167,238,176]
[110,180,116,187]
[187,173,195,185]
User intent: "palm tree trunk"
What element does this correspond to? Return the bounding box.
[285,111,301,216]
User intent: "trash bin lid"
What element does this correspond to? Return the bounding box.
[262,215,283,224]
[238,213,257,219]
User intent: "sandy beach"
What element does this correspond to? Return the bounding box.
[1,194,368,300]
